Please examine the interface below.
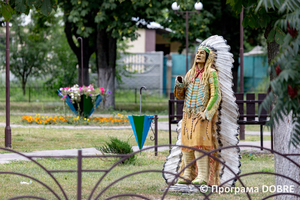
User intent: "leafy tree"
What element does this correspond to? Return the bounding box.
[1,14,50,95]
[157,0,265,91]
[227,0,300,199]
[59,0,166,109]
[0,0,57,95]
[42,11,78,89]
[58,0,97,87]
[156,1,213,54]
[0,0,56,20]
[0,0,56,22]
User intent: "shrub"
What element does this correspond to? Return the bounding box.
[97,137,135,164]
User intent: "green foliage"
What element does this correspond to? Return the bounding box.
[257,0,300,148]
[228,0,300,148]
[227,0,283,45]
[158,0,264,65]
[0,0,56,21]
[43,10,78,89]
[97,137,136,164]
[0,13,51,95]
[0,1,14,21]
[155,0,213,53]
[59,0,161,39]
[260,167,275,173]
[242,153,258,160]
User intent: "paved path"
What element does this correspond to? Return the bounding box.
[0,113,272,164]
[0,140,272,164]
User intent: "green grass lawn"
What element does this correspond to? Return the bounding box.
[0,127,178,153]
[238,135,271,141]
[0,124,270,154]
[0,101,169,115]
[0,113,275,199]
[0,152,275,199]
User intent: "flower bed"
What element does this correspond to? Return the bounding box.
[58,84,109,118]
[59,84,109,102]
[21,114,129,125]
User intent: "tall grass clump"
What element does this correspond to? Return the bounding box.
[97,137,135,164]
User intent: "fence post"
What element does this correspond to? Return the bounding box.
[154,115,158,156]
[77,150,82,200]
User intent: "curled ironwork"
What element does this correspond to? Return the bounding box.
[0,145,299,200]
[149,119,156,141]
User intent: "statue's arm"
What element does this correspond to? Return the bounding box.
[174,75,186,100]
[204,69,221,121]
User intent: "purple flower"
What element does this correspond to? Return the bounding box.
[108,91,111,94]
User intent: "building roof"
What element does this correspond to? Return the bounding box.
[244,46,265,56]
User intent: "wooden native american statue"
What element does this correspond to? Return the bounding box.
[163,35,241,187]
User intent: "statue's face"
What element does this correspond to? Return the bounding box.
[196,49,206,64]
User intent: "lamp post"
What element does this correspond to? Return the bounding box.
[172,2,203,73]
[5,0,11,148]
[239,7,245,140]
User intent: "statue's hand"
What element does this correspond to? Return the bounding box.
[176,76,183,83]
[200,112,206,121]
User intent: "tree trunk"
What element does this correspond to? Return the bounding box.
[96,29,116,109]
[77,37,91,86]
[64,21,96,87]
[264,23,300,200]
[274,114,300,200]
[22,79,26,96]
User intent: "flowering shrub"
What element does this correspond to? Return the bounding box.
[59,84,110,103]
[21,114,129,125]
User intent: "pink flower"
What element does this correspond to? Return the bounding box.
[64,95,67,97]
[60,98,63,100]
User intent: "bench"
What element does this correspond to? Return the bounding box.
[168,92,273,151]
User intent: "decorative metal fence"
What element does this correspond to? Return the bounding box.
[1,145,299,200]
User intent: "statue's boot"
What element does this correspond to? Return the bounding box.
[192,151,208,185]
[177,151,194,184]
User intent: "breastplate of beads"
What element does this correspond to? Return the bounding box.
[184,78,205,109]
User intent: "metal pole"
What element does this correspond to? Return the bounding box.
[5,0,11,148]
[240,8,244,93]
[239,7,245,140]
[139,86,146,116]
[154,115,158,156]
[77,37,83,86]
[185,11,189,73]
[140,93,141,115]
[77,150,82,200]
